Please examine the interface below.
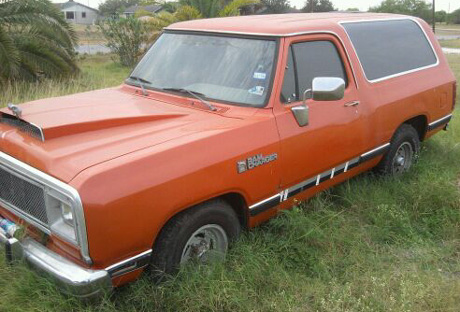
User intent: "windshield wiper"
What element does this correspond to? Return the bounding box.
[163,87,217,111]
[129,75,151,96]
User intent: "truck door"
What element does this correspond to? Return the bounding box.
[273,34,367,191]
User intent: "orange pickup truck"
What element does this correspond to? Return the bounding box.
[0,13,456,297]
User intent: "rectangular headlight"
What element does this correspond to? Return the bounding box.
[45,190,78,244]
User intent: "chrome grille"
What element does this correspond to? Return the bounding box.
[0,114,44,141]
[0,165,48,225]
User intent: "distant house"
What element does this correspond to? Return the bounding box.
[122,4,163,18]
[54,0,99,25]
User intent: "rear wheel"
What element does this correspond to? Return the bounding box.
[375,124,420,175]
[151,199,241,276]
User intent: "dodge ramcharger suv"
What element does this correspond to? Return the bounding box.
[0,13,456,298]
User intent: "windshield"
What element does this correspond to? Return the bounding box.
[127,32,277,107]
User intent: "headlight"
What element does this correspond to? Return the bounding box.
[45,190,77,244]
[60,202,74,225]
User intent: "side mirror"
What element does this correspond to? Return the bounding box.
[291,105,309,127]
[311,77,345,101]
[291,77,345,127]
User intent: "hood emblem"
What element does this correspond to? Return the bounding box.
[7,103,22,118]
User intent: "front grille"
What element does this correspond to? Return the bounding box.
[0,114,44,141]
[0,165,48,225]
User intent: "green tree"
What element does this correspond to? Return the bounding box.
[448,8,460,24]
[302,0,335,13]
[162,1,180,13]
[98,17,148,67]
[435,10,447,23]
[0,0,78,83]
[369,0,432,22]
[98,0,140,16]
[346,7,359,11]
[176,0,258,18]
[144,0,259,34]
[261,0,290,14]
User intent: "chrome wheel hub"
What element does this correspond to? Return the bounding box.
[180,224,228,265]
[395,155,405,166]
[392,142,413,174]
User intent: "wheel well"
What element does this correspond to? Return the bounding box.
[161,193,248,236]
[152,193,248,252]
[403,115,428,141]
[219,193,248,229]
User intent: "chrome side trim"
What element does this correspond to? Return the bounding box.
[360,143,391,158]
[105,249,152,277]
[166,28,359,89]
[428,114,452,127]
[249,143,390,215]
[338,17,440,83]
[0,151,91,264]
[249,193,281,210]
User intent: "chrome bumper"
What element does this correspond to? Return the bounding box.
[0,232,112,298]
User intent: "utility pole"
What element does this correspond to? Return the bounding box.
[432,0,435,33]
[311,0,314,13]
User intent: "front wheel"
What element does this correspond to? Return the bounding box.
[151,199,241,276]
[375,124,420,175]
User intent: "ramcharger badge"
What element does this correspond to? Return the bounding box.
[237,153,278,173]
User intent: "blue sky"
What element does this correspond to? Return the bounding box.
[53,0,459,13]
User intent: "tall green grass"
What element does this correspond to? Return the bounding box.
[440,39,460,49]
[1,54,130,106]
[0,55,459,312]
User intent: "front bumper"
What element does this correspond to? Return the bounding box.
[0,231,112,298]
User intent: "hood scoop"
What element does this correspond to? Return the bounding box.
[40,114,184,140]
[0,88,196,142]
[0,112,185,142]
[0,113,44,141]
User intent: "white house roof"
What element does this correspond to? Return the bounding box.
[54,0,99,13]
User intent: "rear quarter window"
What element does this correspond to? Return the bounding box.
[342,19,437,82]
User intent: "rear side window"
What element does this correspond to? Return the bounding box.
[281,40,348,103]
[342,19,437,82]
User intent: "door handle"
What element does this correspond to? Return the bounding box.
[344,100,360,107]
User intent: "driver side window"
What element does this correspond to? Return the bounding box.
[281,40,348,103]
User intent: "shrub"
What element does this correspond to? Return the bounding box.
[98,17,147,67]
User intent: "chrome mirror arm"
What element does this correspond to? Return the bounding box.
[302,89,312,105]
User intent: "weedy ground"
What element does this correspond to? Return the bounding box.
[0,54,129,106]
[435,23,460,37]
[440,38,460,49]
[74,24,106,45]
[0,54,459,312]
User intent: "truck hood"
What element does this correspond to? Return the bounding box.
[0,87,245,182]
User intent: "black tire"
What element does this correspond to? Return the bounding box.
[375,124,420,175]
[151,199,241,276]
